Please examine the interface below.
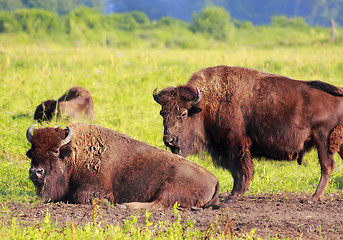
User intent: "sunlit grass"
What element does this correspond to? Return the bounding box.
[0,42,342,239]
[1,45,343,196]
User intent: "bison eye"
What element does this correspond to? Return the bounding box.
[180,110,187,119]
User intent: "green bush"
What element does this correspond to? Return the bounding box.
[0,11,20,33]
[14,8,60,34]
[130,11,150,26]
[271,15,308,28]
[63,7,104,34]
[156,16,188,28]
[233,19,254,29]
[190,6,232,41]
[105,12,138,31]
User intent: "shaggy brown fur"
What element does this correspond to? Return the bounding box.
[154,65,343,202]
[329,123,343,158]
[34,87,94,122]
[26,123,219,210]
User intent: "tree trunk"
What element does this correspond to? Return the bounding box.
[331,18,335,43]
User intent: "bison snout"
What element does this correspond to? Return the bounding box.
[163,135,181,155]
[163,135,178,147]
[29,168,44,180]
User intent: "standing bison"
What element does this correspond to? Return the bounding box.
[153,65,343,202]
[26,123,219,210]
[34,86,94,122]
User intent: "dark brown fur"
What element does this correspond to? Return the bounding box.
[34,87,94,122]
[26,123,219,210]
[329,123,343,158]
[154,65,343,202]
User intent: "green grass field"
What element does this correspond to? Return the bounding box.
[0,41,342,239]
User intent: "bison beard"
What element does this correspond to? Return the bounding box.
[153,65,343,202]
[26,123,220,210]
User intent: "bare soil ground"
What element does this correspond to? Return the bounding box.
[2,192,343,239]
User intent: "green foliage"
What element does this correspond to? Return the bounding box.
[56,0,79,15]
[130,11,150,26]
[0,7,341,48]
[0,206,238,239]
[233,19,254,29]
[156,16,188,28]
[22,0,58,13]
[271,15,308,28]
[191,6,232,41]
[21,0,103,16]
[14,8,60,33]
[2,0,343,26]
[0,11,20,33]
[105,12,138,31]
[102,11,149,32]
[63,7,103,34]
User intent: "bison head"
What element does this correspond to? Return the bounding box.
[34,100,57,122]
[153,86,205,157]
[26,125,73,202]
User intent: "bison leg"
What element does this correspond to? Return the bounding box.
[312,156,336,202]
[312,133,337,201]
[227,138,254,201]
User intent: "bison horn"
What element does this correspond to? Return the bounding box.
[26,124,37,143]
[60,126,73,146]
[191,86,201,106]
[153,88,160,104]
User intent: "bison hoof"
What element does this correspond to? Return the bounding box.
[190,206,201,211]
[223,195,237,204]
[310,195,321,203]
[299,197,318,204]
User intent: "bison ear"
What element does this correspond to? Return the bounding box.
[188,106,202,116]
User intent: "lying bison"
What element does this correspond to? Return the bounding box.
[153,65,343,202]
[26,123,219,210]
[34,86,94,122]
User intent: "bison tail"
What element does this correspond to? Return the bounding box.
[203,180,220,209]
[329,123,343,155]
[307,81,343,97]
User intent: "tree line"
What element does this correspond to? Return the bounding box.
[0,6,338,49]
[0,0,103,16]
[0,0,342,26]
[0,6,310,37]
[107,0,343,26]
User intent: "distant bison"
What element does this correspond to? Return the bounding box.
[26,123,219,210]
[153,65,343,202]
[34,87,94,122]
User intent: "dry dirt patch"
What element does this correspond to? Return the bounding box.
[2,192,343,239]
